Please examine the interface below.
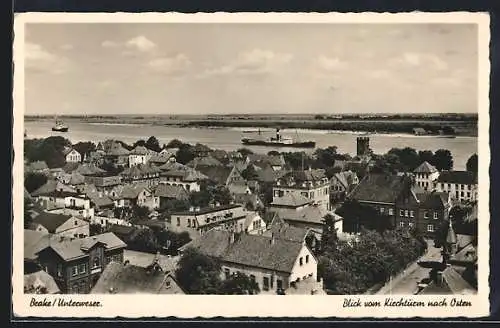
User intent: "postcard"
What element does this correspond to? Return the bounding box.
[12,12,490,318]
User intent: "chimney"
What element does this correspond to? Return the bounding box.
[436,271,444,287]
[229,231,236,244]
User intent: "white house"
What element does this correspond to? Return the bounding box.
[183,229,321,294]
[434,171,478,202]
[64,149,82,164]
[30,212,90,239]
[413,161,440,191]
[129,146,154,167]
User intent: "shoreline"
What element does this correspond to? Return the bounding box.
[24,117,478,138]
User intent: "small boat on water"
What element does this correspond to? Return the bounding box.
[52,117,69,132]
[241,128,316,148]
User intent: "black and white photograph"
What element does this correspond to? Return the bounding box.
[13,12,490,318]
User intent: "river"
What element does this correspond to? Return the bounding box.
[24,121,477,170]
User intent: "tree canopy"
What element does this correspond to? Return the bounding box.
[24,136,72,168]
[145,136,162,152]
[466,154,478,173]
[24,172,48,193]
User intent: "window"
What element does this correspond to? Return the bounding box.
[92,257,101,269]
[263,277,270,291]
[177,217,180,226]
[424,211,429,219]
[57,264,63,277]
[467,192,471,198]
[306,255,309,264]
[433,212,438,220]
[74,220,78,226]
[399,221,405,228]
[299,257,303,266]
[187,219,191,228]
[78,263,87,274]
[461,191,464,197]
[427,224,434,232]
[379,207,384,214]
[250,274,256,282]
[388,208,394,215]
[448,183,451,189]
[410,210,414,218]
[468,185,472,190]
[224,268,230,279]
[456,191,459,198]
[399,209,404,216]
[71,266,78,276]
[277,279,283,290]
[409,222,414,228]
[404,210,409,217]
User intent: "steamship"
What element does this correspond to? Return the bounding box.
[241,128,316,148]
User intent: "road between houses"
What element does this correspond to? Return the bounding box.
[374,241,442,295]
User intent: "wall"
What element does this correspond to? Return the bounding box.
[220,262,290,294]
[55,217,90,238]
[273,184,330,211]
[288,245,317,282]
[434,182,477,202]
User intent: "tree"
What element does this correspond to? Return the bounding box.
[24,136,72,168]
[90,224,103,236]
[267,150,280,156]
[282,152,312,170]
[466,154,478,173]
[237,148,254,157]
[418,150,435,165]
[321,214,338,254]
[166,139,184,149]
[73,141,96,162]
[176,144,196,165]
[145,136,162,152]
[388,147,420,171]
[241,165,259,181]
[175,248,222,294]
[336,199,393,234]
[128,227,160,253]
[156,230,192,255]
[212,186,233,206]
[219,272,260,295]
[433,149,454,171]
[131,205,150,222]
[132,139,146,148]
[24,172,48,193]
[314,146,338,169]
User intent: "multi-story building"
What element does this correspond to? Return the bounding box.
[273,169,330,211]
[120,164,161,188]
[63,148,82,164]
[434,171,478,203]
[413,161,440,191]
[329,170,359,203]
[169,204,248,236]
[182,229,322,295]
[128,146,154,167]
[33,232,127,294]
[158,162,208,192]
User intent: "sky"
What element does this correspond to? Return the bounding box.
[24,23,478,115]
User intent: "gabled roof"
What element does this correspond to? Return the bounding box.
[130,145,150,155]
[63,148,80,157]
[149,153,175,164]
[414,161,438,174]
[87,191,114,208]
[416,191,449,209]
[277,169,327,186]
[119,184,150,199]
[196,165,235,185]
[227,182,250,195]
[31,180,78,197]
[107,143,130,156]
[32,212,74,233]
[91,262,184,294]
[349,173,411,204]
[274,205,334,226]
[437,171,478,185]
[266,217,310,243]
[24,229,52,260]
[186,229,306,273]
[36,232,127,261]
[154,184,189,200]
[68,172,85,185]
[271,193,312,207]
[188,156,222,167]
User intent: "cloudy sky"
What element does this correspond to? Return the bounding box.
[24,23,478,115]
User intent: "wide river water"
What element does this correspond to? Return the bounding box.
[24,121,477,170]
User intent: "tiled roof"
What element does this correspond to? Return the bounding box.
[349,173,411,204]
[119,184,150,199]
[32,212,73,233]
[414,161,438,173]
[31,180,78,197]
[437,171,478,185]
[188,156,223,167]
[277,169,327,186]
[77,164,106,176]
[107,143,130,156]
[266,217,310,243]
[271,193,312,207]
[416,191,449,209]
[62,162,80,173]
[227,182,250,195]
[91,262,184,294]
[154,184,189,200]
[24,270,61,294]
[150,153,174,164]
[68,172,85,185]
[87,191,114,208]
[274,205,334,226]
[36,232,127,261]
[24,229,52,260]
[195,165,234,185]
[186,229,305,273]
[130,145,150,155]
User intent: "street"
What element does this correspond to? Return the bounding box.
[375,240,442,295]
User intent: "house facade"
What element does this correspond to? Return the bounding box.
[31,212,90,239]
[34,232,127,294]
[273,169,330,211]
[434,171,478,202]
[413,161,440,191]
[169,204,248,236]
[65,149,82,164]
[129,146,154,166]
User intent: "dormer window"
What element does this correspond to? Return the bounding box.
[92,257,101,269]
